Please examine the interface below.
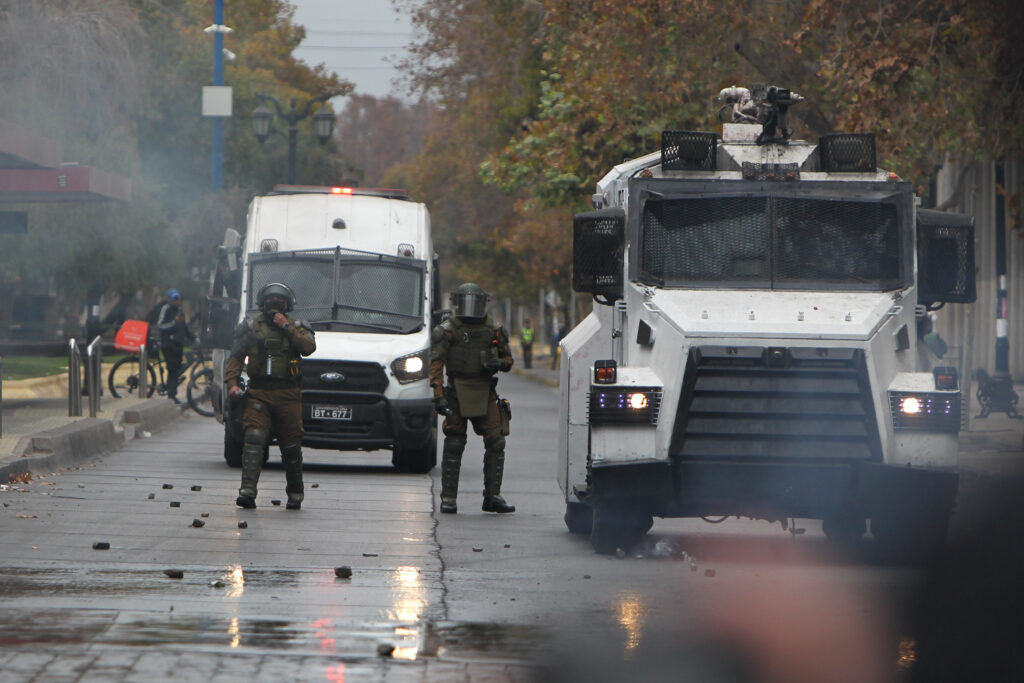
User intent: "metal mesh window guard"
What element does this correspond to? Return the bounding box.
[641,193,902,290]
[248,248,425,332]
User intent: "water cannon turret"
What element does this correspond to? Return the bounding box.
[718,83,804,145]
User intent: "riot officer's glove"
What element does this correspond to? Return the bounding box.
[433,396,453,416]
[483,358,504,372]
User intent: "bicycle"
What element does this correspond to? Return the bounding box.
[107,344,215,416]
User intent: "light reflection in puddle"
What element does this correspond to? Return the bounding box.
[222,565,245,599]
[228,616,240,648]
[312,617,336,652]
[614,591,647,656]
[386,566,425,659]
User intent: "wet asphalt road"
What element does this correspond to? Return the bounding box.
[1,371,1021,681]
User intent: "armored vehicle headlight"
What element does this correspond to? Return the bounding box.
[628,392,649,410]
[889,391,961,433]
[391,349,429,384]
[589,387,662,426]
[900,396,921,414]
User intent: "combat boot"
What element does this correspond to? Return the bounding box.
[439,435,465,514]
[236,432,266,509]
[482,446,515,513]
[281,440,304,510]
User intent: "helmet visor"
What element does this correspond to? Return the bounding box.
[452,292,488,318]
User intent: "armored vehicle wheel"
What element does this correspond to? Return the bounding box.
[392,427,437,474]
[224,430,243,467]
[822,514,867,544]
[564,502,593,535]
[590,502,653,555]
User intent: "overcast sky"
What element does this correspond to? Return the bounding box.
[287,0,416,100]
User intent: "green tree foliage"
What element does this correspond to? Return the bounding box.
[391,0,543,298]
[398,0,1022,296]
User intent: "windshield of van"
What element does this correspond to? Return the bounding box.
[248,250,425,334]
[639,190,908,291]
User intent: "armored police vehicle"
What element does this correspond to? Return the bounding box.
[206,185,440,473]
[560,85,976,556]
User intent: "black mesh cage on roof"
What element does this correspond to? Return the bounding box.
[661,131,718,172]
[818,133,876,173]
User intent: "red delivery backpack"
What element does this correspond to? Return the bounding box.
[114,320,149,352]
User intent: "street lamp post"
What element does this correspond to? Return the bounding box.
[251,93,339,184]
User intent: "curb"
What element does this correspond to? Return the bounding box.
[0,400,184,480]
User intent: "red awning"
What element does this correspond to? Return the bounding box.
[0,118,131,203]
[0,166,131,203]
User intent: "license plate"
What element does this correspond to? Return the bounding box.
[312,405,352,420]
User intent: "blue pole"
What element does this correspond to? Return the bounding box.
[211,0,224,192]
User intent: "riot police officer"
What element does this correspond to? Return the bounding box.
[429,283,515,514]
[224,283,316,510]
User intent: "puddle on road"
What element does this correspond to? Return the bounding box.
[0,567,308,598]
[0,566,549,664]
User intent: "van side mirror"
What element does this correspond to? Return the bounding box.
[573,208,625,305]
[202,296,240,349]
[917,209,976,308]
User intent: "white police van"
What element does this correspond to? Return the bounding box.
[206,185,440,472]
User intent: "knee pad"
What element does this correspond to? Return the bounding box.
[483,434,505,452]
[244,428,268,447]
[443,435,467,452]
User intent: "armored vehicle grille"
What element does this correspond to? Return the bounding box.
[669,347,881,461]
[301,360,389,394]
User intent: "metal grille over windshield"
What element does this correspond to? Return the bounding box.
[248,248,425,334]
[641,193,903,290]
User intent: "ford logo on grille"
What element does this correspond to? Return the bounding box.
[320,372,345,383]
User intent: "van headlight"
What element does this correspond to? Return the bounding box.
[889,391,961,432]
[391,349,430,384]
[589,387,662,426]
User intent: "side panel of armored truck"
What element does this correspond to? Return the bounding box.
[207,186,440,473]
[560,124,975,555]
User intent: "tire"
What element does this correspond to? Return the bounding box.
[590,502,652,555]
[108,356,157,398]
[186,368,216,417]
[392,427,437,473]
[564,502,593,535]
[224,428,243,467]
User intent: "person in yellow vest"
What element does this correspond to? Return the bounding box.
[430,283,515,514]
[519,318,535,369]
[224,283,316,510]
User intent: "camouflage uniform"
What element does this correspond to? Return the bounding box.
[225,291,315,509]
[430,313,514,514]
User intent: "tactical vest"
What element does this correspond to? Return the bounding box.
[245,315,301,381]
[447,319,500,379]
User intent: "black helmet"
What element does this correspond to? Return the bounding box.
[450,282,489,319]
[257,282,295,312]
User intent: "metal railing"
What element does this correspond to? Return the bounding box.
[68,339,82,417]
[138,342,148,398]
[86,336,102,417]
[68,336,104,417]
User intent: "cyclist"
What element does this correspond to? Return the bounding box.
[156,288,195,405]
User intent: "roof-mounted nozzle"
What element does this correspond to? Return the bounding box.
[718,84,804,145]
